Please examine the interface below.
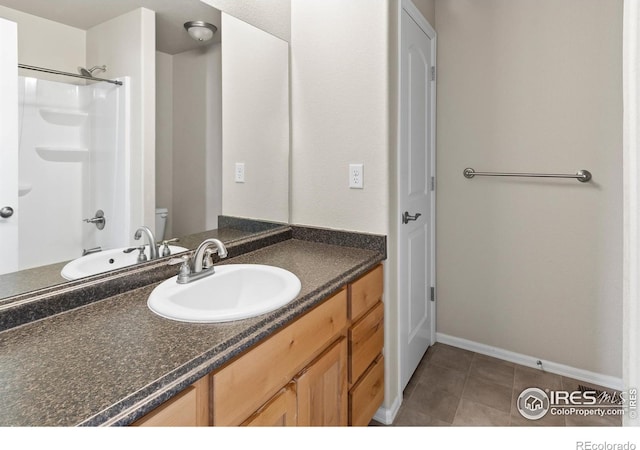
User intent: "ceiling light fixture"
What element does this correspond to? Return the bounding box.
[184,21,217,42]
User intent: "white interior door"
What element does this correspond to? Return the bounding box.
[398,2,436,391]
[0,18,19,275]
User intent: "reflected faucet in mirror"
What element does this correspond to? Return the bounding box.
[134,226,159,260]
[123,245,150,263]
[160,238,180,257]
[60,227,189,281]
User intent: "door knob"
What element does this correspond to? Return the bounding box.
[0,206,14,218]
[402,211,422,224]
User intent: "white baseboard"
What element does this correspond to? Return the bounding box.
[436,332,623,391]
[373,394,401,425]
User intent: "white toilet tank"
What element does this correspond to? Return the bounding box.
[155,207,169,241]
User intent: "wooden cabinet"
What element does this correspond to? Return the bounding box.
[349,354,384,426]
[134,264,384,427]
[241,383,297,426]
[212,289,347,426]
[296,337,348,426]
[132,376,209,427]
[349,264,383,322]
[349,301,384,384]
[347,265,384,426]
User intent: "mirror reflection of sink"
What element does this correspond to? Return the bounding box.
[61,245,189,280]
[147,264,302,323]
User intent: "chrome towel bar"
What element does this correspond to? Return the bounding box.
[463,168,592,183]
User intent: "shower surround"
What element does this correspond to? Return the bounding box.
[15,76,131,272]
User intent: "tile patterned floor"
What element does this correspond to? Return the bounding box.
[390,343,622,426]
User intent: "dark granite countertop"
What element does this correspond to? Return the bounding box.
[0,238,384,426]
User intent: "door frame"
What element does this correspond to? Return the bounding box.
[396,0,437,390]
[0,17,19,275]
[623,0,639,426]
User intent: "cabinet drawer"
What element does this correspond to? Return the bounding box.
[349,301,384,385]
[349,354,384,427]
[213,289,347,426]
[349,265,383,321]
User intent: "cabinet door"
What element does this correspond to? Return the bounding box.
[296,337,348,426]
[133,376,209,427]
[242,383,297,426]
[212,290,347,426]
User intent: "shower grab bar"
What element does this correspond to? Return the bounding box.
[18,64,123,86]
[463,167,592,183]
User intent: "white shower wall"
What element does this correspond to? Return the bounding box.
[17,76,130,271]
[87,79,131,255]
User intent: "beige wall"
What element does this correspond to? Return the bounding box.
[411,0,435,26]
[291,0,390,235]
[435,0,623,377]
[0,5,85,83]
[200,0,291,42]
[205,44,223,230]
[87,8,156,239]
[222,13,289,223]
[291,0,396,414]
[156,51,173,239]
[172,45,222,237]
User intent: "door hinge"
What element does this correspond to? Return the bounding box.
[430,286,435,302]
[431,66,436,81]
[430,176,435,191]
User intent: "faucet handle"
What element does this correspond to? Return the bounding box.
[124,246,148,262]
[160,238,180,257]
[168,255,191,283]
[168,255,189,266]
[203,248,216,269]
[135,246,147,263]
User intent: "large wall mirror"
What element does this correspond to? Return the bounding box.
[0,0,290,301]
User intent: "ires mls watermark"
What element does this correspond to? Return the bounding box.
[516,386,637,420]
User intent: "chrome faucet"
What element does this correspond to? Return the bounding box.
[193,238,228,272]
[134,226,158,260]
[169,238,228,284]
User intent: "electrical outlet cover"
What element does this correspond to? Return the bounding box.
[349,164,363,189]
[235,163,245,183]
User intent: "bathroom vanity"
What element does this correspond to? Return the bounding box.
[134,264,384,427]
[0,224,386,427]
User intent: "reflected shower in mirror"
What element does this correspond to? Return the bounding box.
[16,75,130,271]
[0,0,290,301]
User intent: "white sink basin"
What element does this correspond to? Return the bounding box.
[61,245,189,280]
[147,264,302,323]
